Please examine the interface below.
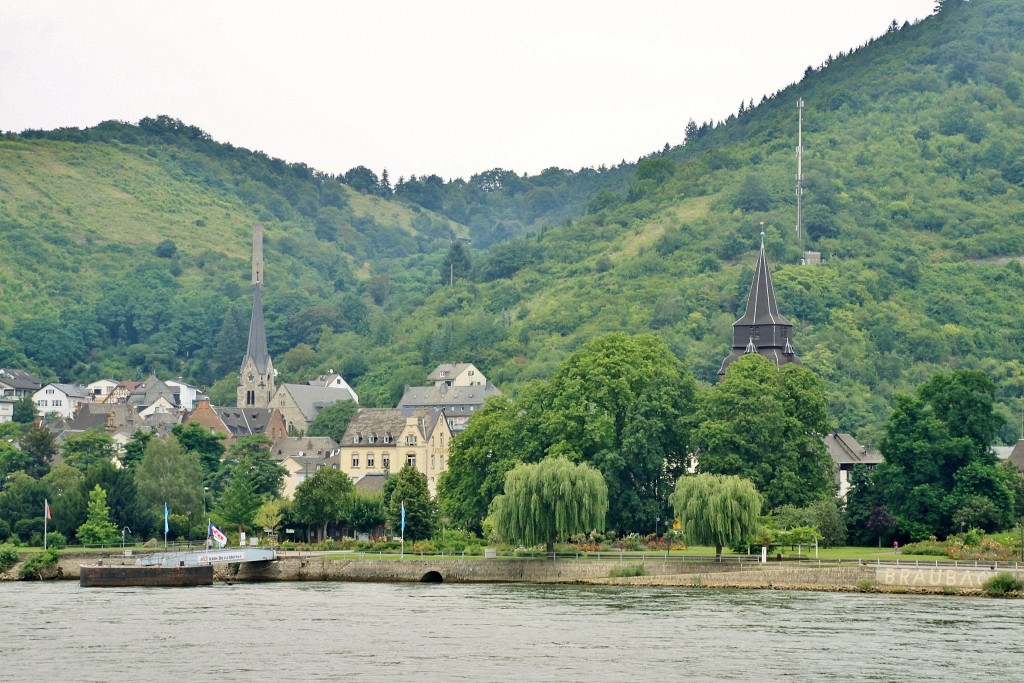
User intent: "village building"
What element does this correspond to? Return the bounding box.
[0,369,42,400]
[398,362,500,433]
[273,437,342,499]
[271,383,356,435]
[184,399,287,444]
[824,432,884,498]
[338,407,453,495]
[309,372,359,404]
[0,397,13,423]
[33,382,88,419]
[86,379,118,403]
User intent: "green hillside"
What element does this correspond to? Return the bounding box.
[3,0,1024,445]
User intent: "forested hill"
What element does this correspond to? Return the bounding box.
[3,0,1024,444]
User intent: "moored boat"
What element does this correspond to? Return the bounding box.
[80,563,213,587]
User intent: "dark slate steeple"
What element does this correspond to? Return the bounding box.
[238,224,276,408]
[718,233,801,380]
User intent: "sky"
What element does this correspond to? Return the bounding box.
[2,1,938,181]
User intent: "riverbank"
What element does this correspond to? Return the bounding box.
[5,551,1018,596]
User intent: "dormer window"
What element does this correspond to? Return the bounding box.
[384,433,393,444]
[369,433,377,444]
[439,371,447,377]
[353,433,362,444]
[405,434,417,446]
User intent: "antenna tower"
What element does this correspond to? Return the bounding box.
[795,99,804,241]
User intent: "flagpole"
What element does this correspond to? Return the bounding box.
[43,499,48,550]
[400,500,405,560]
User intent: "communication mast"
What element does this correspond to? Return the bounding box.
[795,98,804,241]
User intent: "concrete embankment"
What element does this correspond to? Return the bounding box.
[6,552,1022,596]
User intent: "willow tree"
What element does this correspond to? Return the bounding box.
[670,473,761,560]
[491,457,608,554]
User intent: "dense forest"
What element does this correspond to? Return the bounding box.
[2,0,1024,445]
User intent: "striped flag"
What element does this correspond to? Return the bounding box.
[401,500,406,536]
[44,499,51,520]
[164,502,169,534]
[208,521,227,547]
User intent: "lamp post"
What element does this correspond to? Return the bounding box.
[121,526,131,555]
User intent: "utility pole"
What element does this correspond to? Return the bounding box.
[795,98,804,241]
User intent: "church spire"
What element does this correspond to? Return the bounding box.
[238,225,275,408]
[718,235,801,380]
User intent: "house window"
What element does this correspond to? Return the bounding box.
[383,456,390,470]
[352,455,360,468]
[431,456,435,469]
[439,371,447,377]
[353,434,362,444]
[53,400,62,407]
[369,433,377,444]
[468,370,474,376]
[38,400,47,407]
[384,433,392,444]
[45,388,54,395]
[406,453,416,467]
[405,434,417,446]
[367,455,375,468]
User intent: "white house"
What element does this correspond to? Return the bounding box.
[166,378,204,411]
[0,397,14,423]
[33,383,88,419]
[86,379,119,403]
[309,371,359,404]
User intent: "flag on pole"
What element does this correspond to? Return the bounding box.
[164,502,169,534]
[209,522,227,547]
[44,499,52,520]
[401,500,406,536]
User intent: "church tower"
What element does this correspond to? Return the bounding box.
[237,224,276,408]
[718,233,801,380]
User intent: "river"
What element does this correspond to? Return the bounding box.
[2,582,1021,681]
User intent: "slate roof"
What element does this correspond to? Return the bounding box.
[1007,440,1024,473]
[281,384,356,422]
[127,375,178,408]
[272,436,340,462]
[50,383,89,400]
[0,369,42,391]
[398,382,500,414]
[242,284,272,376]
[216,407,277,438]
[427,363,474,382]
[342,408,408,447]
[719,240,801,378]
[355,472,388,495]
[823,432,884,467]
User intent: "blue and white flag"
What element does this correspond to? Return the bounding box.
[164,502,169,534]
[401,500,406,536]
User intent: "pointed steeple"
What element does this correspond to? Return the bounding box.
[242,283,271,376]
[238,225,276,408]
[718,237,801,379]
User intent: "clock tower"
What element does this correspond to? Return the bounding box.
[237,224,276,408]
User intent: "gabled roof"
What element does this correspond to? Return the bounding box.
[823,432,884,466]
[427,362,475,382]
[398,382,500,409]
[0,369,42,390]
[216,407,277,438]
[355,472,388,495]
[272,436,340,462]
[341,408,408,447]
[127,375,178,407]
[45,383,88,399]
[280,384,356,421]
[1007,440,1024,473]
[241,284,272,376]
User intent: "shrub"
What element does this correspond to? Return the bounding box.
[609,565,646,578]
[0,544,18,572]
[857,579,875,592]
[982,572,1023,596]
[18,548,59,580]
[45,532,67,549]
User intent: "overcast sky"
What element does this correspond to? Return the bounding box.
[3,1,936,181]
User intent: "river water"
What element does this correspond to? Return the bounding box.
[2,581,1021,682]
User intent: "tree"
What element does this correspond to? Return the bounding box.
[76,485,120,545]
[0,472,48,542]
[41,464,87,541]
[120,429,155,470]
[61,429,117,471]
[12,396,37,424]
[171,422,226,477]
[134,437,205,535]
[85,461,147,537]
[693,355,834,509]
[441,241,471,285]
[16,426,57,479]
[347,495,386,536]
[253,499,285,543]
[491,457,608,554]
[292,468,355,542]
[733,174,771,212]
[874,369,1009,539]
[211,436,284,498]
[670,473,762,560]
[440,334,695,535]
[306,400,358,443]
[386,465,435,541]
[215,467,261,534]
